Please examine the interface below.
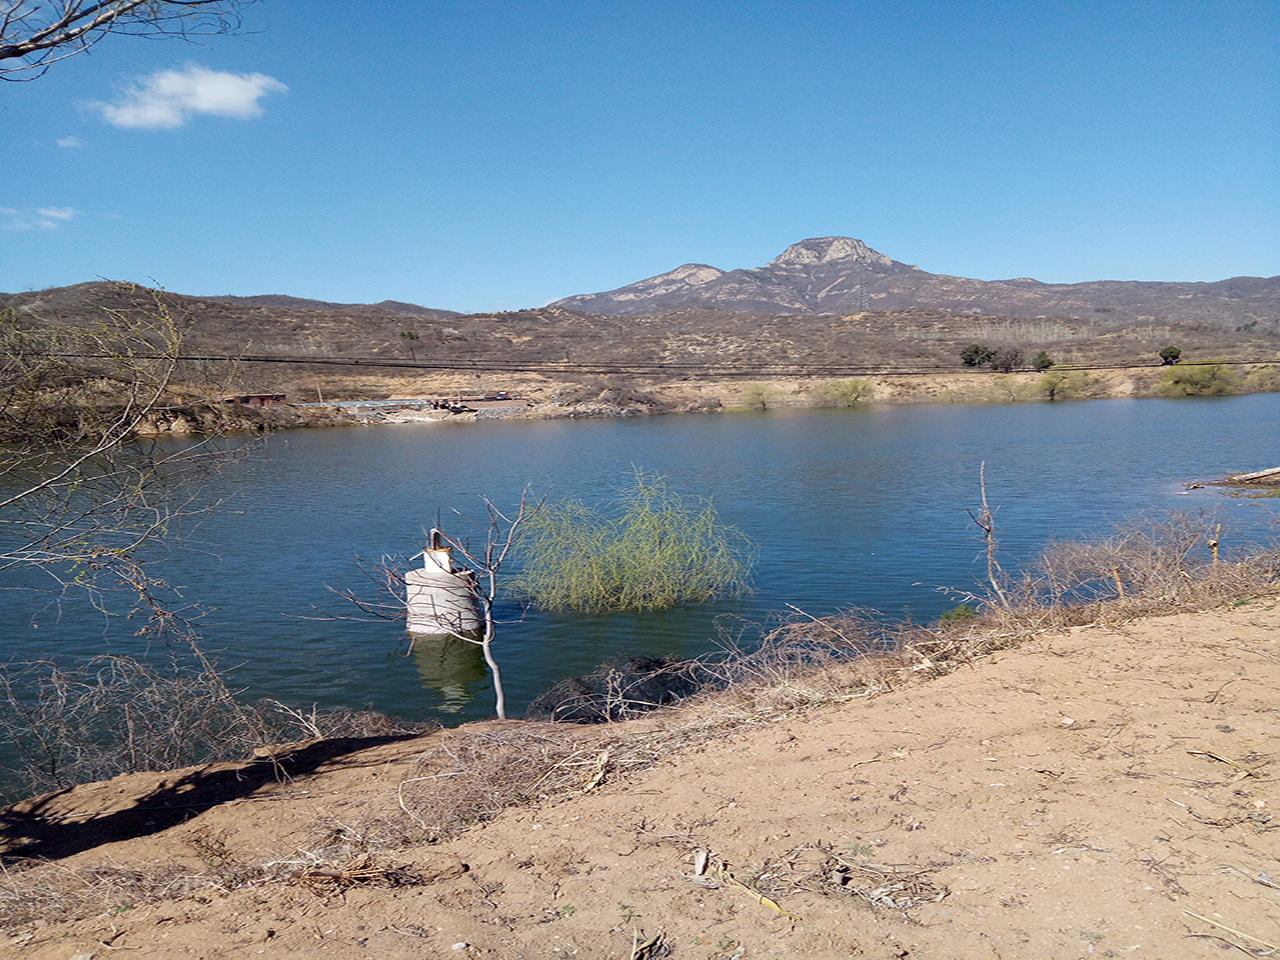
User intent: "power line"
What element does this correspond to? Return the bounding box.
[52,352,1280,380]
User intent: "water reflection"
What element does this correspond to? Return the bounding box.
[409,632,487,712]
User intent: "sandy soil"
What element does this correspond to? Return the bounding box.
[3,598,1279,959]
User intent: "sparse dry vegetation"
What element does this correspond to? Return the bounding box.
[812,378,874,406]
[0,654,433,804]
[396,511,1279,843]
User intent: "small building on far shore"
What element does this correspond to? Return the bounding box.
[223,394,288,406]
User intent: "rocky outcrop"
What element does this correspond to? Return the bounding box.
[552,237,1280,324]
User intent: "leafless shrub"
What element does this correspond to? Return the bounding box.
[529,608,891,725]
[0,655,431,803]
[257,700,434,741]
[697,610,894,716]
[397,725,587,840]
[0,655,263,801]
[529,655,713,723]
[924,512,1280,645]
[1023,513,1280,619]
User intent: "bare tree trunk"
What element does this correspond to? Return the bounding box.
[969,462,1010,608]
[325,489,544,720]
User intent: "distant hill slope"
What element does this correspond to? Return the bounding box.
[552,237,1280,325]
[203,294,459,320]
[0,282,462,360]
[4,277,1277,390]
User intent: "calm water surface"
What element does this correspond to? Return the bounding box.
[5,394,1277,723]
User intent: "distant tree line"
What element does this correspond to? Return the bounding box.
[961,344,1186,373]
[959,344,1055,373]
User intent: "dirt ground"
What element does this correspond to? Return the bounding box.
[3,597,1279,960]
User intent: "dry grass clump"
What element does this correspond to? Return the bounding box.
[0,859,220,929]
[1038,514,1278,612]
[693,611,896,718]
[891,513,1280,680]
[0,840,431,930]
[0,655,434,803]
[752,842,949,914]
[397,725,593,841]
[973,513,1280,633]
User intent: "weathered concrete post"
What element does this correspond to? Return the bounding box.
[405,530,481,635]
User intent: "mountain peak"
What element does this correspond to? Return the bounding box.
[772,237,894,268]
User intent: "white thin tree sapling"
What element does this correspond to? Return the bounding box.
[331,490,544,720]
[432,491,544,719]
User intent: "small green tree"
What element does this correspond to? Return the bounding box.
[937,604,977,624]
[399,329,419,360]
[1032,351,1054,373]
[960,344,996,367]
[1157,360,1241,397]
[1159,346,1182,365]
[512,471,756,614]
[816,378,874,407]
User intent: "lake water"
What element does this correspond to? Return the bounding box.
[4,394,1278,725]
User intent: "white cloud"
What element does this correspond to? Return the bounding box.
[89,64,287,130]
[56,136,84,148]
[2,206,81,230]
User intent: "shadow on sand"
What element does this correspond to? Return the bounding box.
[0,734,427,863]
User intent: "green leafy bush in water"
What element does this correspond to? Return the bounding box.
[512,472,756,614]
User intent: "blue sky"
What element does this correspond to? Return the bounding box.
[3,0,1277,313]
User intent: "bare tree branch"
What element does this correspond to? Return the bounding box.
[0,0,254,79]
[320,490,547,719]
[1,283,248,638]
[966,461,1010,608]
[434,489,546,720]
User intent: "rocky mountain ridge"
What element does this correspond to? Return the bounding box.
[552,236,1280,324]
